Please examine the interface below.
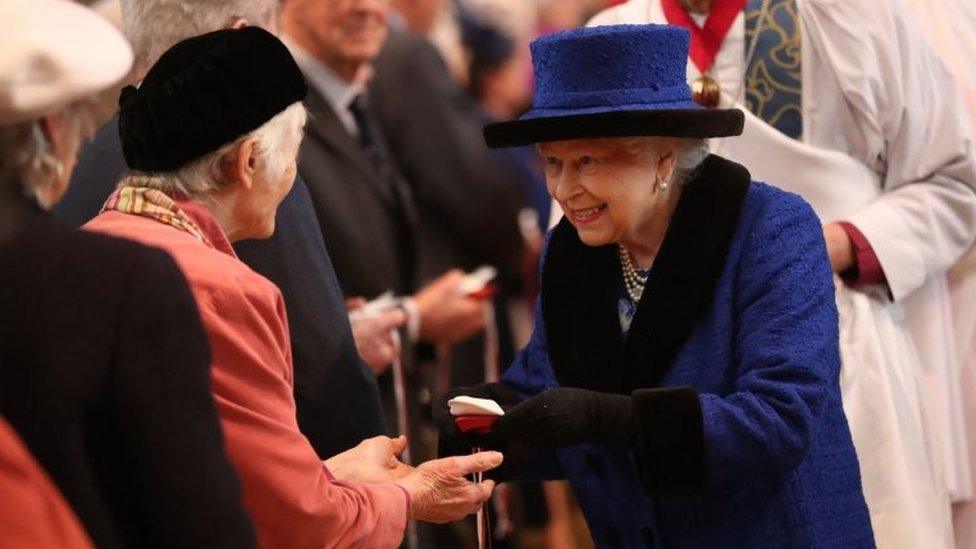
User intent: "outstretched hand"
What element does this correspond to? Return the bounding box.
[397,452,503,523]
[325,435,412,483]
[494,387,635,450]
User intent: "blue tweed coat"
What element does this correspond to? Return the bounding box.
[501,156,875,548]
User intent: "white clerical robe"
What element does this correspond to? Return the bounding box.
[590,1,976,548]
[905,1,976,546]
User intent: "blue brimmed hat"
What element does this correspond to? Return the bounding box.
[484,24,743,148]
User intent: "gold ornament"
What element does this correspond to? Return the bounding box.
[692,75,721,108]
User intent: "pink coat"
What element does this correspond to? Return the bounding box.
[0,416,92,549]
[86,201,407,549]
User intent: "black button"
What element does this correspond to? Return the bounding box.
[585,451,604,475]
[642,526,655,547]
[605,525,622,547]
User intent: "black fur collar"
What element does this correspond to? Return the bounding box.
[541,154,750,393]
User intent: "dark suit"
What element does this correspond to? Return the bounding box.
[297,79,442,465]
[53,115,386,459]
[369,30,527,386]
[298,85,417,299]
[0,196,254,548]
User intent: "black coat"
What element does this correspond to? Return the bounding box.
[53,115,387,458]
[0,198,254,548]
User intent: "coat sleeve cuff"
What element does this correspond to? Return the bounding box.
[631,386,704,496]
[837,221,888,288]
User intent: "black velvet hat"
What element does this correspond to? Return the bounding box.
[484,24,743,148]
[119,27,307,173]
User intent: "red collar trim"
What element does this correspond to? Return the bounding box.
[661,0,746,74]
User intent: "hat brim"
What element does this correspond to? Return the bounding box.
[484,108,744,148]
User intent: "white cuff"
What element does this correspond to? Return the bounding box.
[399,297,421,343]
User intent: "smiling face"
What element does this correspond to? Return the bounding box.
[539,137,680,255]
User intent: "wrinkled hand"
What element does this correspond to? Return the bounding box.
[325,435,412,483]
[414,270,486,344]
[823,223,855,274]
[396,452,502,523]
[494,387,634,450]
[347,298,407,375]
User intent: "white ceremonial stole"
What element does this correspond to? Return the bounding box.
[711,106,876,222]
[905,0,976,518]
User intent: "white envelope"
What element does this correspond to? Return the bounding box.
[448,396,505,417]
[458,266,498,295]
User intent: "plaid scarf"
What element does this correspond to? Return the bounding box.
[101,186,214,248]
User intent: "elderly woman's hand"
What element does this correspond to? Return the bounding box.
[396,452,502,523]
[494,387,635,450]
[324,435,413,483]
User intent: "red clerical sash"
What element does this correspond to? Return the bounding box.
[661,0,747,74]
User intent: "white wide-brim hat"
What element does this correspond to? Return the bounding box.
[0,0,133,124]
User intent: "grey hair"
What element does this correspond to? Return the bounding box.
[620,136,709,186]
[672,138,710,184]
[0,101,96,196]
[118,102,307,199]
[120,0,279,70]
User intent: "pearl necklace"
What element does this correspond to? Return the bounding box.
[617,245,648,302]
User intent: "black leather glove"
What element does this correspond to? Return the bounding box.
[493,387,635,450]
[433,383,523,457]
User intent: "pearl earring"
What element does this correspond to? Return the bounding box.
[658,179,670,192]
